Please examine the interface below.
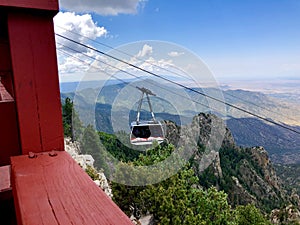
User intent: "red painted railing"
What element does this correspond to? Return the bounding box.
[0,1,133,223]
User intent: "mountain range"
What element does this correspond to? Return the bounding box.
[60,81,300,223]
[60,80,300,164]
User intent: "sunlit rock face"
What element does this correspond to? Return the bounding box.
[64,138,113,198]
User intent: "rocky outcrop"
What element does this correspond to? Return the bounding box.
[64,138,113,198]
[64,138,93,170]
[270,205,300,224]
[235,154,286,210]
[164,120,180,146]
[231,175,257,205]
[246,146,281,190]
[197,113,235,149]
[131,214,155,225]
[165,113,300,215]
[93,173,113,198]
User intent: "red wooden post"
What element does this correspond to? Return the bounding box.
[8,12,64,154]
[0,15,20,166]
[0,0,58,11]
[1,0,65,154]
[1,1,133,224]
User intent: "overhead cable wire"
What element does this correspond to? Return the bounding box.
[222,91,299,125]
[56,34,300,135]
[56,27,300,125]
[57,43,212,111]
[58,48,130,87]
[56,25,196,82]
[58,47,300,146]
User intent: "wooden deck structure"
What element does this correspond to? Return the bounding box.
[0,0,133,224]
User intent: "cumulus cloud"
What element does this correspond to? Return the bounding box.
[136,44,153,58]
[59,0,145,15]
[54,12,108,75]
[57,47,100,74]
[58,52,89,74]
[120,45,174,74]
[139,57,173,73]
[54,12,107,46]
[168,51,184,57]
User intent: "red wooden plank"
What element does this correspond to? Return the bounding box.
[11,151,133,225]
[0,165,11,192]
[0,0,58,12]
[8,12,64,154]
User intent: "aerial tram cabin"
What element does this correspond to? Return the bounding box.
[130,120,165,145]
[0,1,132,224]
[130,87,165,145]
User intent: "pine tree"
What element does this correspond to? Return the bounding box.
[62,97,83,141]
[81,125,109,174]
[62,97,73,138]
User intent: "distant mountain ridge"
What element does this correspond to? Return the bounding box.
[226,117,300,164]
[223,89,300,126]
[61,81,300,125]
[60,81,300,164]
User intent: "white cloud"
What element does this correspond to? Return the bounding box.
[136,44,153,58]
[54,12,107,44]
[58,52,89,74]
[54,12,107,75]
[122,45,174,74]
[57,48,97,74]
[59,0,145,15]
[168,51,184,57]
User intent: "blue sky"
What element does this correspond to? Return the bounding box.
[56,0,300,84]
[96,0,300,51]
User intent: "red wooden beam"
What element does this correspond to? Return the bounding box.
[11,151,133,225]
[7,11,64,154]
[0,0,58,12]
[1,2,134,224]
[0,12,21,166]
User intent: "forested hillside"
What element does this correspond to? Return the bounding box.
[60,84,300,165]
[62,98,300,224]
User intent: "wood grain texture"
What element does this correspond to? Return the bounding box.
[11,151,133,225]
[0,0,58,12]
[8,12,64,154]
